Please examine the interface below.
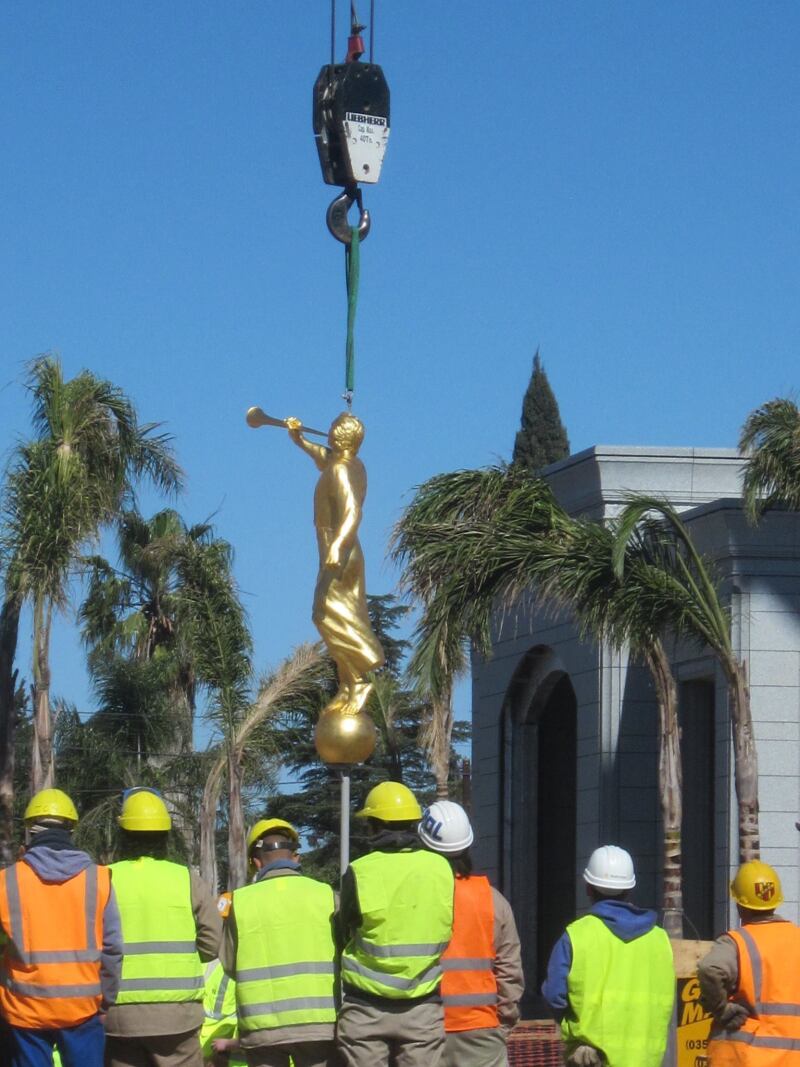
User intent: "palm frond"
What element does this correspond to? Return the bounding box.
[740,398,800,520]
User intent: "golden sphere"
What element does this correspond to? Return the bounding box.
[315,708,376,765]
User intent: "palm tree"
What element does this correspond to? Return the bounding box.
[394,467,688,931]
[197,643,328,890]
[392,465,565,796]
[175,533,255,889]
[0,355,182,794]
[0,597,22,863]
[740,398,800,520]
[525,519,685,936]
[81,509,215,756]
[613,496,759,863]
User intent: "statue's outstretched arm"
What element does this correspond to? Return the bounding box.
[287,418,329,471]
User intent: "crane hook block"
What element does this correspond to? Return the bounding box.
[313,63,390,187]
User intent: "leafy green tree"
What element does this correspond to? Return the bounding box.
[740,398,800,520]
[512,350,570,472]
[0,355,182,796]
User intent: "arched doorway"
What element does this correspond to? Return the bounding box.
[535,675,577,984]
[506,650,578,1008]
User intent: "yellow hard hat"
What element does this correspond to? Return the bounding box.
[217,892,233,919]
[355,781,422,822]
[246,818,299,878]
[246,818,299,855]
[730,860,784,911]
[118,788,171,832]
[24,788,79,825]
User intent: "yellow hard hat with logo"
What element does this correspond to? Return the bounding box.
[217,892,233,919]
[24,788,79,825]
[730,860,784,911]
[118,787,171,832]
[355,781,422,822]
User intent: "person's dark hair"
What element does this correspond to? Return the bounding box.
[367,817,418,834]
[118,829,170,860]
[450,851,473,878]
[587,885,627,904]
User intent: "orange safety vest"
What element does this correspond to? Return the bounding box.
[0,859,110,1028]
[709,920,800,1066]
[441,874,499,1032]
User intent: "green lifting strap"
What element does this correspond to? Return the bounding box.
[345,225,360,397]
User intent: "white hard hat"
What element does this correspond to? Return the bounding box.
[418,801,474,855]
[583,845,636,891]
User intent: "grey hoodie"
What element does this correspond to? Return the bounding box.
[21,844,123,1009]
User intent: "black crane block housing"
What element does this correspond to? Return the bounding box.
[313,63,391,187]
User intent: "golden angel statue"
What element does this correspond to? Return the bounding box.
[286,412,385,763]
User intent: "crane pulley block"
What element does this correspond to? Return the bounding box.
[313,62,390,188]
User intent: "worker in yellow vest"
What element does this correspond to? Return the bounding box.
[541,845,674,1067]
[698,860,800,1064]
[0,788,122,1067]
[418,801,523,1067]
[221,817,337,1067]
[104,787,222,1067]
[337,782,455,1067]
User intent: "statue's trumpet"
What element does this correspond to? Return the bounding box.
[245,406,328,439]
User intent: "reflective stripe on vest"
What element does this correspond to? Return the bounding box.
[341,849,454,1001]
[203,960,237,1022]
[708,921,800,1066]
[562,914,674,1067]
[200,960,242,1063]
[110,858,204,1005]
[233,874,337,1033]
[0,860,110,1029]
[441,875,499,1031]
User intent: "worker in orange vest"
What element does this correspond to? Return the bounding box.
[698,859,800,1064]
[0,788,122,1067]
[418,801,523,1067]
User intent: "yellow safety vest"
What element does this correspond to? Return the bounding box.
[562,913,674,1067]
[233,874,337,1032]
[341,849,454,1000]
[110,858,204,1004]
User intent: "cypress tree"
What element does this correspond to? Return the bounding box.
[512,350,570,472]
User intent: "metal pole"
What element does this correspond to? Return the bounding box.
[339,770,351,877]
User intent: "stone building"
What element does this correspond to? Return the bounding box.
[470,446,800,1010]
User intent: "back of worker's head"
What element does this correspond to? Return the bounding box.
[247,818,300,877]
[117,787,171,858]
[355,781,422,835]
[730,859,783,918]
[24,789,79,843]
[583,845,636,901]
[418,800,474,876]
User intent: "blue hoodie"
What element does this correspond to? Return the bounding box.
[541,899,660,1019]
[19,838,123,1010]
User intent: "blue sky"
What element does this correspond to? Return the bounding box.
[2,2,799,730]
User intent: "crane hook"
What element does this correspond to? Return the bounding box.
[327,187,371,244]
